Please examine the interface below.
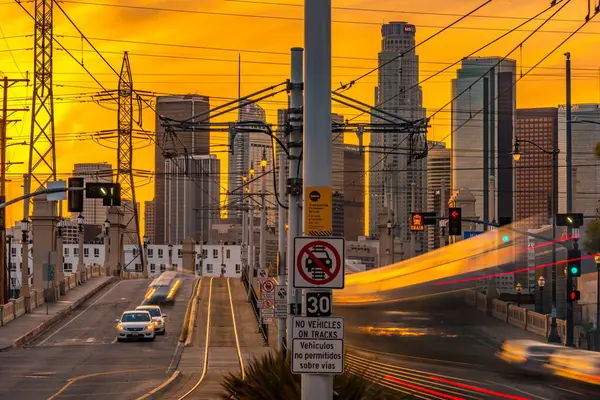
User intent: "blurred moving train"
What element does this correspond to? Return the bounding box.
[142,271,182,306]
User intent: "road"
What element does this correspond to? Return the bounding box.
[338,293,600,399]
[0,276,194,400]
[159,277,246,399]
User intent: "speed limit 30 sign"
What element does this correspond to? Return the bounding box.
[306,292,331,317]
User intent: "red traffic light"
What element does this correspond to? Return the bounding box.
[451,210,459,219]
[569,291,580,301]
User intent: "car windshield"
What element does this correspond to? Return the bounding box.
[139,308,161,317]
[121,312,150,323]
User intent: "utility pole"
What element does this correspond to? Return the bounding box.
[116,52,144,277]
[1,76,29,305]
[259,151,267,274]
[410,182,416,258]
[277,120,287,351]
[565,51,574,347]
[303,0,333,398]
[248,165,255,293]
[286,47,304,347]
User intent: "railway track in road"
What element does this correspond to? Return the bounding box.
[177,277,245,399]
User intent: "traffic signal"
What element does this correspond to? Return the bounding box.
[409,213,425,232]
[68,177,84,213]
[499,217,512,227]
[448,207,462,236]
[568,290,581,302]
[85,182,121,206]
[567,248,581,278]
[556,213,584,228]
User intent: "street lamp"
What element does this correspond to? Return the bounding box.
[168,244,173,270]
[516,282,522,307]
[538,276,546,314]
[21,219,30,300]
[6,233,13,298]
[104,219,110,235]
[512,137,561,343]
[387,220,392,235]
[77,214,84,233]
[57,218,65,238]
[143,235,149,277]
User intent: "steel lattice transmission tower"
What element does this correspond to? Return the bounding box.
[117,52,144,272]
[26,0,57,200]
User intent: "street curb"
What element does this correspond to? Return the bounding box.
[184,278,202,347]
[7,277,116,350]
[134,370,181,400]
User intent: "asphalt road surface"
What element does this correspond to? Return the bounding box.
[0,276,194,400]
[338,294,600,399]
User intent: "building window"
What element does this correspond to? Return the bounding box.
[213,249,218,258]
[64,248,70,256]
[206,264,213,273]
[235,264,241,273]
[11,248,16,256]
[178,249,182,258]
[74,248,78,256]
[148,248,153,257]
[158,249,164,258]
[94,248,100,258]
[160,264,166,272]
[63,263,73,273]
[135,264,142,272]
[84,248,89,258]
[226,249,231,259]
[150,264,156,273]
[202,249,208,258]
[9,263,16,272]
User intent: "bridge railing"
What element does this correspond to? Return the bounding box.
[465,289,569,345]
[241,266,269,345]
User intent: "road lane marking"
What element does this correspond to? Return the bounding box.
[550,385,584,395]
[177,277,214,400]
[111,337,117,344]
[227,277,245,380]
[47,368,159,400]
[487,380,550,400]
[38,280,126,346]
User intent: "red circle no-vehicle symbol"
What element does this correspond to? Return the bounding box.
[296,240,342,286]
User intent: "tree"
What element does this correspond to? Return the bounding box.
[582,219,600,255]
[221,349,410,400]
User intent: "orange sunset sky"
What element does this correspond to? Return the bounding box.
[1,0,600,231]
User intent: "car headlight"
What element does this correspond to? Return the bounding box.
[117,324,125,331]
[146,324,155,330]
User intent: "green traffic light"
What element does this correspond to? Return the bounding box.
[502,235,509,243]
[570,266,579,275]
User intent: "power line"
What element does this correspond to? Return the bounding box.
[336,0,494,92]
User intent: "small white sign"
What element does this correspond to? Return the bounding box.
[263,299,273,309]
[258,268,268,279]
[257,300,265,308]
[261,308,274,318]
[274,303,287,318]
[262,291,274,300]
[275,285,287,302]
[292,317,344,339]
[292,339,344,374]
[263,317,273,324]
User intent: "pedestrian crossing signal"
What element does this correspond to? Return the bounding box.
[568,290,580,302]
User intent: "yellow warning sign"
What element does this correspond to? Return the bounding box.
[305,186,332,236]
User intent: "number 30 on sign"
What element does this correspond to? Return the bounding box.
[306,292,331,317]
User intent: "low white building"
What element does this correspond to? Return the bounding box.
[5,243,243,292]
[123,244,243,278]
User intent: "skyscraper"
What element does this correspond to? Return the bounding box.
[451,57,516,225]
[154,95,211,244]
[343,145,365,240]
[72,163,113,225]
[229,102,277,226]
[369,22,427,248]
[426,142,450,250]
[144,199,155,244]
[164,155,220,244]
[515,108,557,228]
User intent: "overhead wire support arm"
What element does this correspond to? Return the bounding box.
[331,97,406,126]
[332,91,411,123]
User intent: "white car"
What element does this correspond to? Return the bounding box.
[136,305,167,335]
[115,310,156,341]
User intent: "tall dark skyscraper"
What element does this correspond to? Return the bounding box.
[451,57,516,225]
[154,95,211,245]
[343,145,365,240]
[369,22,427,247]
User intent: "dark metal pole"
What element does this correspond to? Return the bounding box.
[548,149,561,342]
